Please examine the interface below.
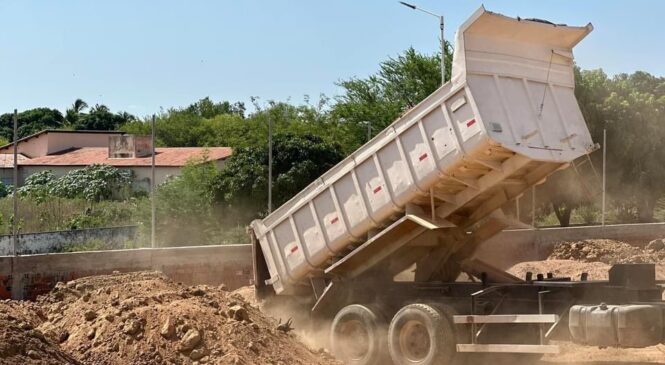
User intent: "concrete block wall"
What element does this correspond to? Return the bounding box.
[0,226,137,256]
[0,245,252,300]
[3,222,665,301]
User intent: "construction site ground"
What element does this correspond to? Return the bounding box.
[0,238,664,364]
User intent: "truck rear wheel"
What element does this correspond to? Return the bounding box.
[330,304,389,365]
[388,303,465,365]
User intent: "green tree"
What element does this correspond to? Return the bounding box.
[73,104,135,130]
[332,46,451,152]
[0,108,64,141]
[64,98,89,127]
[214,133,344,225]
[152,154,221,246]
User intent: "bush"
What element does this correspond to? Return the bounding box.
[52,164,133,201]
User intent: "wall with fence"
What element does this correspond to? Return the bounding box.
[0,226,137,256]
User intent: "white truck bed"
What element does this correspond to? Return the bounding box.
[251,7,595,295]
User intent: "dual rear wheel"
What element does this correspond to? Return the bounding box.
[330,303,465,365]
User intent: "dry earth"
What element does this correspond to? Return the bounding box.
[2,238,665,364]
[1,271,339,365]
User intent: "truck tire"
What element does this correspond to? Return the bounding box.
[388,303,465,365]
[330,304,389,365]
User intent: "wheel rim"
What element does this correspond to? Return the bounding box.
[337,319,370,360]
[399,320,431,362]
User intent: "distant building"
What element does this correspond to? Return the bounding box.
[0,130,232,189]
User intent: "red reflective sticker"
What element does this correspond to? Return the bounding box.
[373,186,382,194]
[419,153,428,161]
[466,119,476,127]
[290,245,298,253]
[330,217,339,224]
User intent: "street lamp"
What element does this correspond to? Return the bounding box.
[399,1,446,84]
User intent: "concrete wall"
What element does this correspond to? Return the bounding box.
[0,244,252,300]
[475,222,665,269]
[0,226,137,256]
[3,222,665,301]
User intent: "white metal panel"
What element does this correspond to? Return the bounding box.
[251,7,595,294]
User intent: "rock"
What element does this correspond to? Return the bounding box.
[58,331,70,343]
[647,239,665,252]
[82,293,91,302]
[123,319,142,335]
[27,349,39,359]
[190,347,209,360]
[228,305,250,322]
[248,341,258,353]
[104,313,115,322]
[190,288,206,296]
[84,310,97,321]
[160,317,176,338]
[86,328,96,340]
[179,328,201,352]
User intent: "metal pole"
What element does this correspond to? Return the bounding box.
[440,15,445,84]
[268,116,273,213]
[516,196,521,222]
[12,109,18,256]
[601,128,607,226]
[151,115,156,248]
[531,186,536,228]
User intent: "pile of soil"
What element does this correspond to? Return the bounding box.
[548,239,665,264]
[508,260,612,281]
[0,301,80,365]
[0,271,339,365]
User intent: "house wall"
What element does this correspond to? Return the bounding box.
[5,133,49,158]
[46,132,121,155]
[0,132,123,158]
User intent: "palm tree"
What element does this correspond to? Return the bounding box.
[64,98,89,127]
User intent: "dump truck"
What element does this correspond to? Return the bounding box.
[250,6,665,365]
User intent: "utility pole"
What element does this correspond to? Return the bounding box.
[439,14,445,83]
[399,1,446,84]
[151,115,156,248]
[268,116,273,213]
[12,109,18,256]
[601,128,607,226]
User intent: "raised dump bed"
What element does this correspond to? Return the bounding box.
[251,6,595,295]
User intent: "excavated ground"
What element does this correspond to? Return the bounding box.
[1,238,664,364]
[509,238,665,364]
[0,271,339,365]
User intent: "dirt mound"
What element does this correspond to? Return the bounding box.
[0,301,81,365]
[548,239,665,264]
[25,271,339,365]
[509,260,612,281]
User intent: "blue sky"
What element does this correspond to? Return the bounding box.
[1,0,663,117]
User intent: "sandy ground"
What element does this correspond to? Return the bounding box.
[542,342,665,364]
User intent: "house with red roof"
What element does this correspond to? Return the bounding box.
[0,130,232,189]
